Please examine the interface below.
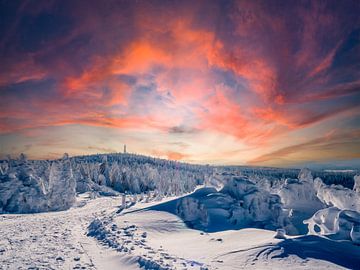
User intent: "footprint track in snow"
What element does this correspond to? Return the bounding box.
[0,196,119,270]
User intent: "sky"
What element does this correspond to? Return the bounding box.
[0,0,360,168]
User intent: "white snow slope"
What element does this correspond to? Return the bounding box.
[2,189,359,270]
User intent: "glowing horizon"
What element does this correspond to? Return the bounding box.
[1,1,360,168]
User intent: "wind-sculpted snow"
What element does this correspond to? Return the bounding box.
[302,174,360,244]
[314,177,360,212]
[0,155,76,214]
[304,207,360,244]
[212,169,360,238]
[277,179,324,211]
[151,181,293,233]
[176,197,209,228]
[220,177,291,231]
[273,170,360,237]
[276,168,322,212]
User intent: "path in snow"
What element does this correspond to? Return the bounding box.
[0,194,136,270]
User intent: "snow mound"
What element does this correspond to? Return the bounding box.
[176,197,209,228]
[0,156,76,213]
[314,177,360,212]
[274,228,287,239]
[304,207,360,244]
[277,178,324,212]
[220,177,258,199]
[220,177,288,230]
[162,178,292,233]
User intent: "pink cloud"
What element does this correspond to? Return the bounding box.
[1,1,359,164]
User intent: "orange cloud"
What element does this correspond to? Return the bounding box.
[208,45,280,103]
[2,1,360,166]
[151,150,189,161]
[194,87,282,145]
[248,129,360,166]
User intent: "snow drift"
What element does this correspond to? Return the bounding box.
[277,169,324,212]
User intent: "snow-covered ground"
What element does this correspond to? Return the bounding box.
[2,189,359,270]
[0,194,140,270]
[86,189,360,270]
[1,155,360,269]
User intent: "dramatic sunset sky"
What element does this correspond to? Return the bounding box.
[0,0,360,167]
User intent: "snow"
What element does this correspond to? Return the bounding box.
[176,196,209,228]
[0,153,211,214]
[274,228,287,239]
[220,177,289,231]
[1,155,360,269]
[354,175,360,193]
[304,207,360,244]
[0,156,76,214]
[83,192,360,269]
[278,178,324,212]
[274,178,323,235]
[1,186,360,269]
[298,167,314,183]
[351,223,360,244]
[0,194,138,270]
[149,183,290,233]
[314,177,360,212]
[70,153,210,196]
[304,207,341,235]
